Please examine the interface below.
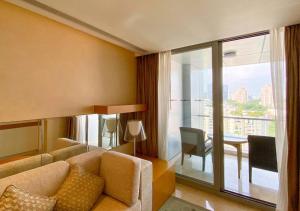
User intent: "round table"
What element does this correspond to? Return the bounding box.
[208,135,248,178]
[223,137,248,178]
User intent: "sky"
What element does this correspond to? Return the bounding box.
[171,59,272,100]
[223,63,272,99]
[188,62,272,100]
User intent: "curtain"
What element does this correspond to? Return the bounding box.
[270,27,288,211]
[285,24,300,211]
[158,51,171,160]
[75,115,87,143]
[66,116,76,139]
[136,53,159,157]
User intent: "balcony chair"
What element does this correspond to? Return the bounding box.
[180,127,213,171]
[248,135,278,183]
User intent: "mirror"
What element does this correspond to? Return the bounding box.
[0,121,41,162]
[44,114,126,151]
[0,112,134,179]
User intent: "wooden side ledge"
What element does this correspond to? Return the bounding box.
[94,104,146,114]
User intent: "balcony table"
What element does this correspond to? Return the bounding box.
[208,135,248,178]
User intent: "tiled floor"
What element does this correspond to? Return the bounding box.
[175,153,278,204]
[174,183,260,211]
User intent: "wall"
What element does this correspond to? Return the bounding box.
[45,117,67,152]
[0,1,136,123]
[0,126,39,158]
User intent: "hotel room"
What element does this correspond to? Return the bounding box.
[0,0,299,210]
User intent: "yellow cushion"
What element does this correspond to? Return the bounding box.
[100,151,141,206]
[0,161,70,197]
[0,185,56,211]
[54,165,104,211]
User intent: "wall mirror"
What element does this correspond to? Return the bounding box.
[43,114,127,152]
[0,114,132,178]
[0,104,146,179]
[0,121,41,162]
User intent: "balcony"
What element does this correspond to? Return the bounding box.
[168,114,278,204]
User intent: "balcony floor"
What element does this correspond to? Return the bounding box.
[175,153,278,204]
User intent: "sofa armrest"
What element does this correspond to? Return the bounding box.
[53,138,79,150]
[50,144,87,161]
[0,154,53,179]
[140,159,153,211]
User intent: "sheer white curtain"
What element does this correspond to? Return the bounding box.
[75,115,87,144]
[270,27,288,211]
[158,51,171,160]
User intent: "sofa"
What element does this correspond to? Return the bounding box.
[0,149,153,211]
[0,138,87,179]
[48,138,87,161]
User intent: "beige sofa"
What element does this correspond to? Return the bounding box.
[0,154,53,179]
[0,138,87,179]
[0,150,153,211]
[48,138,87,161]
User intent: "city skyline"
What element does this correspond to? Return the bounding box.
[172,62,274,101]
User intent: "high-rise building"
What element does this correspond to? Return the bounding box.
[231,87,248,103]
[260,84,274,108]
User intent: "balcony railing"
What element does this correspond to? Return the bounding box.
[167,99,275,158]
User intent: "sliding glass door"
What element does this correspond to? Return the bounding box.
[168,44,218,186]
[222,34,279,204]
[168,33,279,207]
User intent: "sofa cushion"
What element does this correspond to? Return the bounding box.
[0,161,69,197]
[50,144,87,161]
[53,138,79,150]
[0,185,56,211]
[54,165,104,211]
[92,195,141,211]
[100,151,141,206]
[0,154,53,179]
[66,148,106,175]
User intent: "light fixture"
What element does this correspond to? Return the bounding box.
[223,50,237,58]
[124,120,146,156]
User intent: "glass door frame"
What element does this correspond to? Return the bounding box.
[171,32,276,209]
[220,31,277,207]
[171,41,223,191]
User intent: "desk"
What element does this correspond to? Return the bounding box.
[208,135,247,178]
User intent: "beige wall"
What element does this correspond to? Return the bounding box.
[0,1,136,123]
[45,117,67,152]
[0,126,39,158]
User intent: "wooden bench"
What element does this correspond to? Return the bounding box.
[138,155,176,211]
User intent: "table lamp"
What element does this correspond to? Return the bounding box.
[102,117,123,148]
[124,120,146,156]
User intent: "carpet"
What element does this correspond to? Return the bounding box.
[159,196,209,211]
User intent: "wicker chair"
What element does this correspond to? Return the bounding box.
[248,135,278,183]
[180,127,213,171]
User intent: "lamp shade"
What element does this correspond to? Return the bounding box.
[124,120,146,142]
[103,118,117,133]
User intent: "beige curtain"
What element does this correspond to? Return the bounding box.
[66,116,76,139]
[285,24,300,211]
[136,53,159,157]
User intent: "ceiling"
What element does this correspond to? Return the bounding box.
[223,34,270,67]
[12,0,300,53]
[172,34,270,68]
